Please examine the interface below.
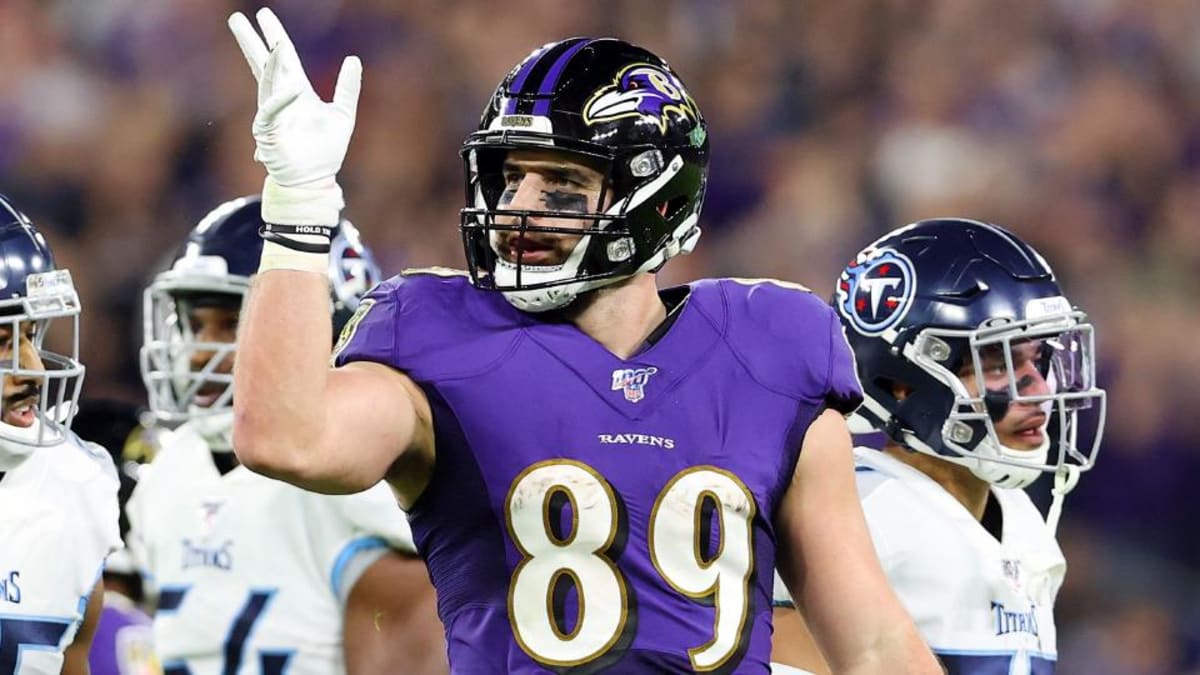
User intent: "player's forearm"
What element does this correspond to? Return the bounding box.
[233,269,334,484]
[834,621,940,675]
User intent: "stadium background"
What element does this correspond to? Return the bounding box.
[2,1,1197,672]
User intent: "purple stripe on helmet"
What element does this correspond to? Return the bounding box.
[531,39,592,116]
[504,45,554,115]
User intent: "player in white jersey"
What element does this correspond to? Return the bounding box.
[0,193,122,674]
[73,399,160,675]
[129,196,445,674]
[771,219,1107,675]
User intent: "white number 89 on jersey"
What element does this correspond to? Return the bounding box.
[505,459,757,672]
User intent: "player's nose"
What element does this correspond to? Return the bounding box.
[1016,361,1052,398]
[498,175,546,223]
[189,327,235,373]
[16,335,43,373]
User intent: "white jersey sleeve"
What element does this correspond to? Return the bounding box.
[132,423,416,675]
[124,461,157,600]
[0,435,120,674]
[323,482,416,604]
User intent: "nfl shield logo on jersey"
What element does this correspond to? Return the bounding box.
[611,367,658,403]
[199,499,224,539]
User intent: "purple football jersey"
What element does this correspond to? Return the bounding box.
[88,593,156,675]
[335,273,862,673]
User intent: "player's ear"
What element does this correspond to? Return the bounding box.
[889,380,913,401]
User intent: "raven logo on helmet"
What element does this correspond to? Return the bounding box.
[583,63,700,135]
[836,248,916,337]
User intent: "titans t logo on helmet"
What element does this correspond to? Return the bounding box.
[836,248,916,337]
[583,63,700,134]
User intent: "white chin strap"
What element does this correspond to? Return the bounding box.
[492,226,596,313]
[0,416,56,471]
[188,407,234,453]
[961,435,1049,489]
[1045,464,1081,535]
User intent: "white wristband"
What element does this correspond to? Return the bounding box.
[261,176,344,227]
[258,240,330,275]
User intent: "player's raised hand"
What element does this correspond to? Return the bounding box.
[228,8,361,226]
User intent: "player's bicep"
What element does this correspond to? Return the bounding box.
[774,409,908,671]
[318,361,433,502]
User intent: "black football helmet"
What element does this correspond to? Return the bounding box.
[140,195,381,433]
[834,218,1106,488]
[0,194,84,448]
[460,37,709,312]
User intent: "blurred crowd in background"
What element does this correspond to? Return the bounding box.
[2,0,1198,672]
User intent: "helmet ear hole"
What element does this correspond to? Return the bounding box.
[661,195,689,220]
[875,377,911,401]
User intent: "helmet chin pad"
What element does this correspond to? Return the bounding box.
[188,407,233,452]
[959,434,1049,489]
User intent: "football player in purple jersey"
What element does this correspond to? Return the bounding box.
[225,8,940,673]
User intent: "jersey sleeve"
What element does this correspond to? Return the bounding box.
[73,441,123,559]
[854,467,900,568]
[718,279,864,410]
[124,473,156,596]
[332,276,400,368]
[332,270,517,380]
[324,482,417,604]
[64,440,123,600]
[823,309,864,415]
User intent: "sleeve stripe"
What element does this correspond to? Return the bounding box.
[330,536,390,600]
[157,586,190,613]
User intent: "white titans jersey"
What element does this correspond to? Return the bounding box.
[774,448,1065,675]
[127,423,416,675]
[0,435,121,674]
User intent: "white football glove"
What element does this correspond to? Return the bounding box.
[228,8,361,227]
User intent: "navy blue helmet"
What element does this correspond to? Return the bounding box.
[833,218,1106,488]
[0,194,84,446]
[140,195,381,427]
[460,37,709,312]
